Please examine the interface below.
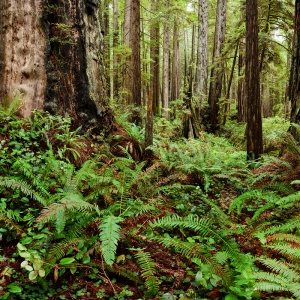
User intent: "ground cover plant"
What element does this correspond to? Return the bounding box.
[1,106,300,299]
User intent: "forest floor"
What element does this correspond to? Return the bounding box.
[0,112,299,299]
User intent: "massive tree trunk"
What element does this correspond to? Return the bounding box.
[289,0,300,140]
[245,0,263,161]
[0,0,110,133]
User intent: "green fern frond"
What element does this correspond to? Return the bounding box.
[154,236,209,260]
[36,194,94,232]
[257,257,299,281]
[268,243,300,260]
[12,159,51,198]
[274,192,300,208]
[108,265,142,284]
[98,215,123,266]
[253,271,290,285]
[254,281,287,293]
[264,216,300,236]
[151,214,238,259]
[1,93,24,116]
[0,178,47,206]
[133,248,159,297]
[0,211,23,235]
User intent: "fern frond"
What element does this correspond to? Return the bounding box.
[253,271,290,285]
[98,215,123,266]
[151,214,238,259]
[133,248,159,297]
[264,216,300,235]
[0,178,47,206]
[0,211,23,235]
[267,243,300,260]
[153,236,207,260]
[257,257,299,281]
[36,194,94,233]
[108,265,142,284]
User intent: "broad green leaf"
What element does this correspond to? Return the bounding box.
[20,261,28,268]
[17,243,27,251]
[33,234,45,239]
[25,265,33,271]
[59,257,75,265]
[7,285,22,293]
[70,267,77,274]
[29,271,37,280]
[38,269,46,277]
[82,255,90,264]
[19,252,30,258]
[21,237,32,245]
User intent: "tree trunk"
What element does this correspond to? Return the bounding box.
[162,0,170,120]
[289,0,300,140]
[130,0,142,125]
[237,38,247,123]
[246,0,263,161]
[207,0,227,133]
[0,0,110,133]
[171,18,180,104]
[195,0,208,112]
[113,0,120,98]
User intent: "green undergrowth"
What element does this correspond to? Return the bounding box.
[1,106,300,299]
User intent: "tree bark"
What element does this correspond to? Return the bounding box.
[207,0,227,133]
[289,0,300,140]
[195,0,208,111]
[162,0,170,120]
[246,0,263,161]
[130,0,142,125]
[0,0,109,133]
[237,38,247,123]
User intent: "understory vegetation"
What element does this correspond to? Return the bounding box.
[1,103,300,299]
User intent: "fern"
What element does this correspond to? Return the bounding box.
[36,194,94,233]
[133,248,159,297]
[98,215,123,266]
[0,178,47,206]
[151,214,238,259]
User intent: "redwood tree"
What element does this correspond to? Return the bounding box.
[245,0,263,161]
[289,0,300,140]
[0,0,110,133]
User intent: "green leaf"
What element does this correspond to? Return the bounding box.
[20,261,28,268]
[59,257,75,265]
[82,255,91,264]
[8,285,22,293]
[29,271,37,280]
[19,252,31,258]
[21,237,33,245]
[225,294,239,300]
[38,269,46,277]
[17,243,27,251]
[33,234,45,239]
[70,267,77,275]
[25,265,33,271]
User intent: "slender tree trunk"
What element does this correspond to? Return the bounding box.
[123,0,132,105]
[195,0,209,111]
[162,0,170,119]
[207,0,227,133]
[289,0,300,140]
[237,38,247,122]
[223,42,238,125]
[0,0,110,132]
[171,18,180,103]
[130,0,142,125]
[246,0,263,161]
[113,0,120,98]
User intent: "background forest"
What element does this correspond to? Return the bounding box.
[1,0,300,299]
